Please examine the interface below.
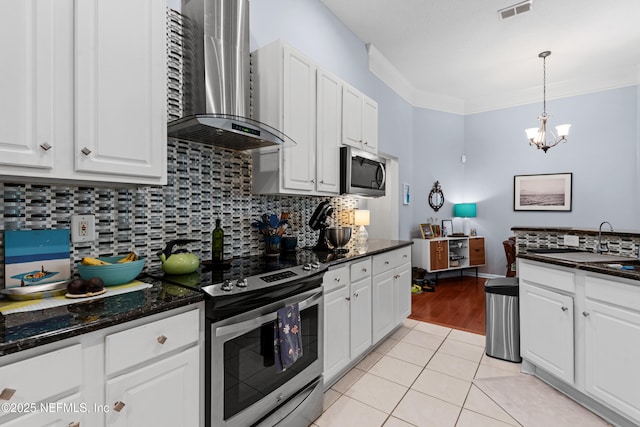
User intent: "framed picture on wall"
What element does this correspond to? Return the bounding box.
[419,223,433,239]
[403,183,411,205]
[514,172,572,211]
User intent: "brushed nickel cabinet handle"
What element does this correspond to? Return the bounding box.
[345,297,351,301]
[335,277,341,282]
[113,401,126,412]
[157,335,168,344]
[583,312,590,317]
[384,261,390,265]
[353,292,359,298]
[81,147,92,156]
[362,268,367,272]
[0,388,16,400]
[40,142,52,151]
[561,306,568,312]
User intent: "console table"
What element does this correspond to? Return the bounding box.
[412,236,485,281]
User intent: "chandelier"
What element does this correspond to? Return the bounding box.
[525,51,571,153]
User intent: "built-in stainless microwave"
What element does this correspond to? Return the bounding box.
[340,146,386,197]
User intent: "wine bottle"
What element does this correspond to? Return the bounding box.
[212,218,224,262]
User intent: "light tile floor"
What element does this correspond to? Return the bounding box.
[313,318,527,427]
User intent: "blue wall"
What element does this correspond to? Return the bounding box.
[250,0,415,239]
[463,86,639,273]
[249,0,640,274]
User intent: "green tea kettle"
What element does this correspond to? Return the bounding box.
[157,239,200,274]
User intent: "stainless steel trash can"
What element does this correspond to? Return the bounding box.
[485,277,522,362]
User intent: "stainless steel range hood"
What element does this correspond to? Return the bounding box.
[168,0,294,150]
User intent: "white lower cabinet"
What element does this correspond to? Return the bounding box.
[106,346,199,427]
[519,259,640,425]
[583,276,640,423]
[0,304,203,427]
[323,259,372,385]
[520,282,574,384]
[323,278,350,383]
[1,393,86,427]
[372,247,412,343]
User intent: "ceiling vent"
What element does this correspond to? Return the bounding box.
[498,0,533,20]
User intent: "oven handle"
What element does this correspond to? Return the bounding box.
[215,289,322,338]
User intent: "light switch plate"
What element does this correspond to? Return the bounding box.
[564,235,580,247]
[71,214,96,243]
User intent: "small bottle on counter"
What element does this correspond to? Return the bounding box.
[212,218,224,262]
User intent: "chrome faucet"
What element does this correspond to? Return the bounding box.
[596,221,613,254]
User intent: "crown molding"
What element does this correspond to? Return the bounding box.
[367,44,640,115]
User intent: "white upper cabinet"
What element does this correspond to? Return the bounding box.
[281,45,317,192]
[0,0,167,185]
[0,0,70,171]
[252,40,380,195]
[342,83,378,153]
[74,0,167,182]
[316,69,342,194]
[252,41,317,195]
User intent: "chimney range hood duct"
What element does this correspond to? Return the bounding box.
[167,0,294,151]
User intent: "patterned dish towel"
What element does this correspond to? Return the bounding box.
[274,303,303,372]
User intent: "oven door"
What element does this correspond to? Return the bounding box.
[209,287,323,427]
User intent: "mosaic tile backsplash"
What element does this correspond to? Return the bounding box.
[0,8,359,287]
[0,139,359,287]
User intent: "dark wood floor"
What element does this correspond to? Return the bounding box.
[409,276,487,335]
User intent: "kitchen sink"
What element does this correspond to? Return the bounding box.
[532,251,637,263]
[527,248,589,254]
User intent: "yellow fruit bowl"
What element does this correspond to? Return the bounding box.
[77,257,145,286]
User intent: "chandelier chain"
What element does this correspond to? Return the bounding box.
[542,54,547,115]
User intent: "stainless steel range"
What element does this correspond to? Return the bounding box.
[159,254,327,427]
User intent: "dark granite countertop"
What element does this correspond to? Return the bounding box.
[0,240,410,358]
[0,273,203,357]
[518,253,640,282]
[316,239,413,267]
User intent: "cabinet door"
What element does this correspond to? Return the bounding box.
[520,282,574,384]
[341,84,363,149]
[361,95,378,153]
[350,277,372,359]
[372,270,396,342]
[323,286,350,384]
[106,346,199,427]
[429,240,449,271]
[75,0,166,181]
[316,69,341,194]
[584,299,640,422]
[1,393,85,427]
[0,0,70,170]
[394,264,412,323]
[282,46,316,191]
[469,237,485,266]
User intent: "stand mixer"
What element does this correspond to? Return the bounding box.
[309,200,334,251]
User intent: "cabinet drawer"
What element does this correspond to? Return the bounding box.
[0,344,82,408]
[585,275,640,311]
[324,265,349,293]
[105,308,200,375]
[518,260,575,293]
[394,246,412,266]
[350,258,371,282]
[373,247,411,275]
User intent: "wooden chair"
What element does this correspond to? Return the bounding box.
[503,237,517,277]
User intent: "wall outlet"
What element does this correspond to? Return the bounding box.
[71,214,96,243]
[564,235,580,247]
